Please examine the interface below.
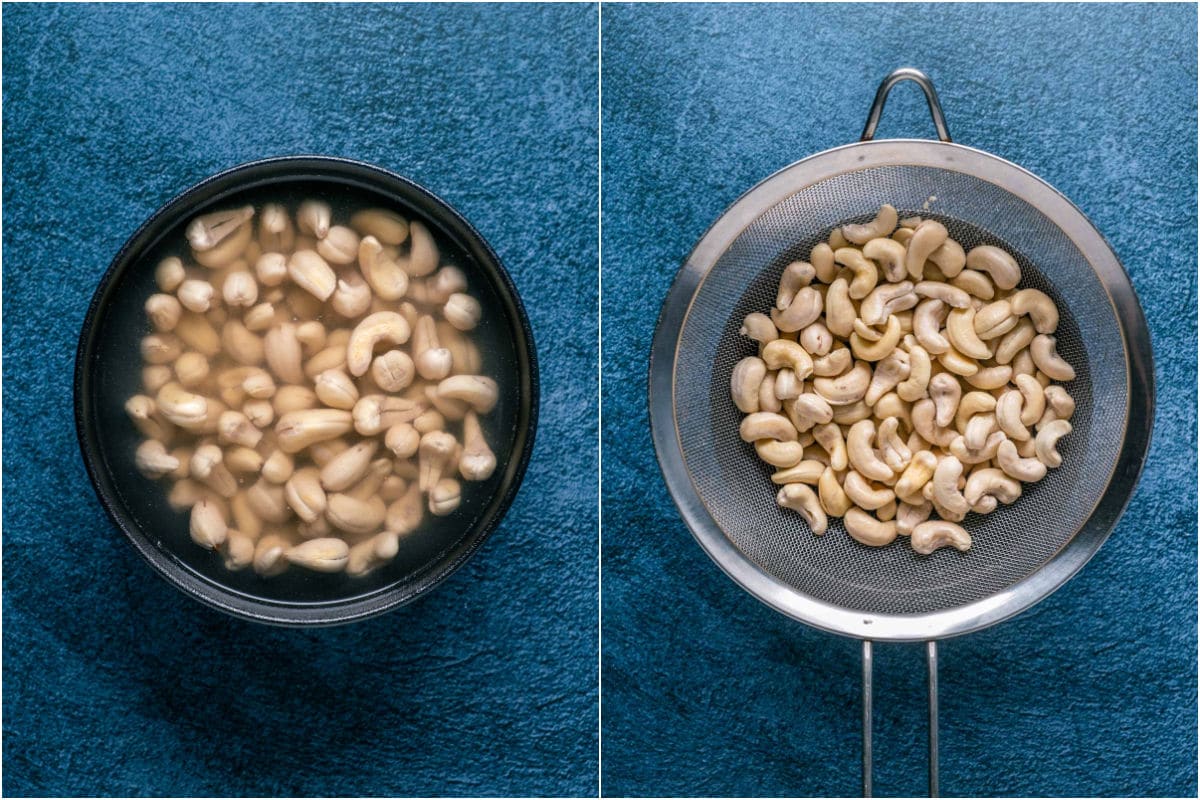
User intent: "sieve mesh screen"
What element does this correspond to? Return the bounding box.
[674,165,1127,616]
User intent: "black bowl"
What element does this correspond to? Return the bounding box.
[74,156,538,625]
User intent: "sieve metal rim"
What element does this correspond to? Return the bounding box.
[648,138,1155,643]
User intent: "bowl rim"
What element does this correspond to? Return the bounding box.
[74,154,540,626]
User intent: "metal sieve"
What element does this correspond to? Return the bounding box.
[648,69,1154,795]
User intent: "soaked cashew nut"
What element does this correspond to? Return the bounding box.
[398,220,439,278]
[845,419,893,482]
[876,416,912,472]
[817,467,852,516]
[1030,335,1075,381]
[1043,385,1075,422]
[350,208,409,245]
[930,456,970,518]
[813,361,871,406]
[896,344,931,402]
[1034,419,1072,467]
[834,248,879,300]
[1009,288,1059,334]
[771,460,826,485]
[910,520,971,554]
[762,339,815,378]
[812,347,852,378]
[994,318,1036,365]
[799,322,833,356]
[859,281,917,325]
[346,312,412,377]
[864,349,910,406]
[731,356,767,413]
[950,269,995,301]
[776,261,816,309]
[896,500,932,536]
[928,373,961,428]
[756,440,805,468]
[844,507,897,547]
[823,278,856,339]
[912,298,951,355]
[843,470,895,510]
[946,308,992,360]
[862,237,908,283]
[842,204,898,244]
[770,286,823,332]
[777,483,828,534]
[785,394,834,432]
[739,412,798,443]
[927,238,966,278]
[996,440,1048,482]
[812,422,848,471]
[904,220,948,280]
[964,364,1013,391]
[894,450,937,504]
[850,315,901,362]
[965,245,1020,290]
[287,250,338,302]
[973,300,1017,340]
[913,281,971,309]
[964,468,1022,514]
[810,242,837,283]
[995,389,1031,441]
[740,312,779,346]
[358,235,410,301]
[1014,373,1047,426]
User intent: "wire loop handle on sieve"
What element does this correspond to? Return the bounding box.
[861,67,952,143]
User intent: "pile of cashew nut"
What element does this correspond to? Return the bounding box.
[732,204,1076,555]
[128,201,499,577]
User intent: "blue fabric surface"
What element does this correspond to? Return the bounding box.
[601,3,1196,797]
[3,4,597,796]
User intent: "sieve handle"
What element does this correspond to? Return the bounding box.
[860,67,953,143]
[860,640,941,797]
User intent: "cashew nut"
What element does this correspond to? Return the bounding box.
[740,312,779,345]
[1029,335,1075,381]
[859,281,917,325]
[927,238,966,278]
[834,248,879,300]
[930,456,970,518]
[346,312,412,377]
[1009,288,1059,334]
[862,237,907,283]
[965,245,1020,290]
[964,468,1022,514]
[731,356,767,413]
[776,261,816,309]
[850,315,902,362]
[813,362,871,406]
[843,470,895,510]
[777,483,828,534]
[945,308,993,360]
[770,286,823,332]
[842,204,898,244]
[910,520,972,554]
[996,440,1048,482]
[761,339,815,378]
[1034,419,1071,467]
[844,507,897,547]
[904,220,948,280]
[913,281,971,309]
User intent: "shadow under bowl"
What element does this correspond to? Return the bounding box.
[74,155,538,626]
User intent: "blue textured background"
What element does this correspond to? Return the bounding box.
[3,4,597,796]
[601,4,1196,797]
